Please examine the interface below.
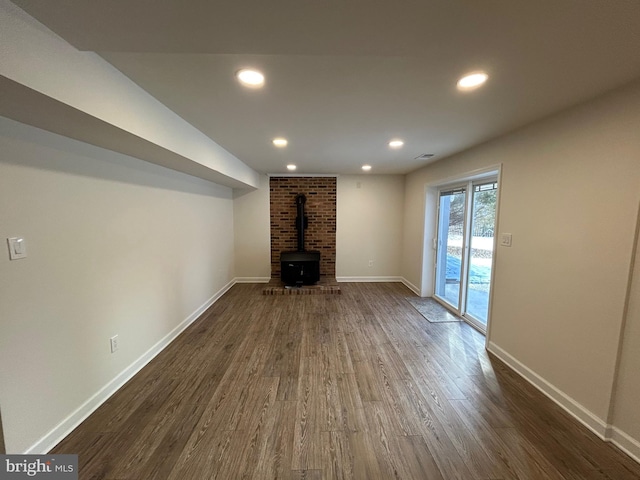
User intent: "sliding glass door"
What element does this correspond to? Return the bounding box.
[464,182,497,327]
[434,188,466,310]
[434,180,497,331]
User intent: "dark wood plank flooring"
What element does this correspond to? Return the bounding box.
[52,283,640,479]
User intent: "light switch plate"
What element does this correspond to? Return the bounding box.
[110,335,119,353]
[500,233,512,247]
[7,237,27,260]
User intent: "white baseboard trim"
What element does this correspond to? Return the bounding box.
[609,426,640,465]
[336,276,404,283]
[487,342,608,439]
[234,276,271,283]
[29,279,236,454]
[334,276,419,295]
[400,278,420,296]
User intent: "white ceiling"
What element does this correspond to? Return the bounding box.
[11,0,640,175]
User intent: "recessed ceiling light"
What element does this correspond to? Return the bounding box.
[389,139,404,148]
[362,165,372,171]
[236,68,265,88]
[287,164,297,171]
[457,72,488,91]
[272,137,288,147]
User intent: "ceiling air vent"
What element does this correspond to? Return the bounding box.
[414,153,435,160]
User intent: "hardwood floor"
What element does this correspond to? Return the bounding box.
[52,283,640,479]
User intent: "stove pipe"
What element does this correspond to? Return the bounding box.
[295,193,307,251]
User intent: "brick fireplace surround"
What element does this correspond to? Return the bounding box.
[269,176,336,279]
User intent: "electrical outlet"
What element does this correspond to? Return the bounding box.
[368,260,374,267]
[110,335,119,353]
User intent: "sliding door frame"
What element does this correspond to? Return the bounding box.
[423,165,502,338]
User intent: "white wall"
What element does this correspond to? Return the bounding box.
[0,117,236,453]
[233,175,271,281]
[403,80,640,448]
[337,175,404,280]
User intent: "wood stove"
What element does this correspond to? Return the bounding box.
[280,194,321,285]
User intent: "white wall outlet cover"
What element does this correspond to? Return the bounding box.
[7,237,27,260]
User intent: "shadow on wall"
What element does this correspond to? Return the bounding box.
[0,117,232,199]
[1,406,5,454]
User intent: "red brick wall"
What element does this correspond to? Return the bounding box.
[270,177,336,278]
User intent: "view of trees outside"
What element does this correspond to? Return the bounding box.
[446,185,496,238]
